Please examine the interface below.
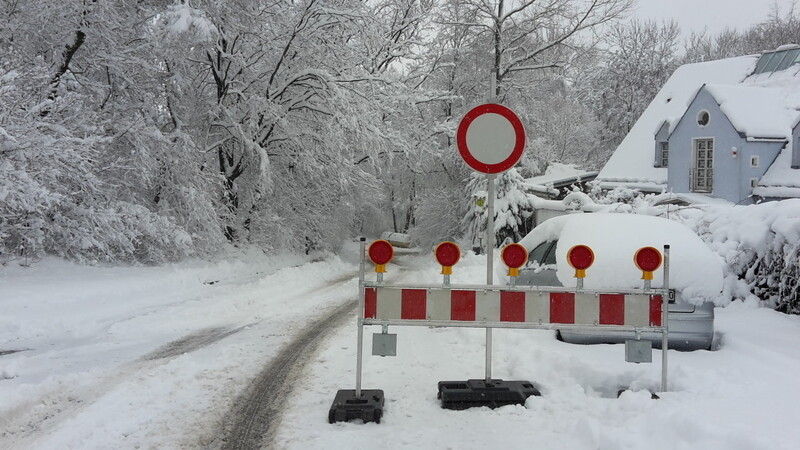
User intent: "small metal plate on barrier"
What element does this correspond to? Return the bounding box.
[437,379,540,410]
[329,389,385,424]
[625,339,652,363]
[372,333,397,356]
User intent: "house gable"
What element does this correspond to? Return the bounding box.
[653,121,670,168]
[666,86,784,203]
[595,55,757,191]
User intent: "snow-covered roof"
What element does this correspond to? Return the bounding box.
[523,163,598,194]
[704,84,800,139]
[597,55,758,189]
[740,53,800,197]
[754,141,800,198]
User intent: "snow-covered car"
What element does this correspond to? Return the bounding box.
[516,213,722,351]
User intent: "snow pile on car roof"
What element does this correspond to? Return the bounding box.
[519,213,723,302]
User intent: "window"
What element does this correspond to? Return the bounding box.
[661,142,669,167]
[794,137,800,169]
[753,47,800,75]
[764,51,785,72]
[750,178,759,189]
[697,110,710,126]
[754,52,775,74]
[693,139,714,193]
[753,53,772,74]
[776,48,800,71]
[750,155,759,167]
[529,241,556,266]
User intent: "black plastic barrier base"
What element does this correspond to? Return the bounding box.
[329,389,385,424]
[437,379,541,410]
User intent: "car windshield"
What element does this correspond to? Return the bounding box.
[528,241,557,268]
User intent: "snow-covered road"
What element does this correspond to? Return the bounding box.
[0,249,359,449]
[2,246,800,449]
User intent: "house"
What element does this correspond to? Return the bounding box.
[595,45,800,204]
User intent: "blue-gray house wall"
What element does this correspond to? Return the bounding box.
[666,88,784,203]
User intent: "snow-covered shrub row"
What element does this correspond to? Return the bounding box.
[588,188,800,314]
[679,200,800,314]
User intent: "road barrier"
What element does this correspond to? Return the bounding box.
[329,238,671,424]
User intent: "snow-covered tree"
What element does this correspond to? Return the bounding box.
[577,19,682,151]
[461,168,533,252]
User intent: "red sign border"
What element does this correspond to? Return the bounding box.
[456,103,526,174]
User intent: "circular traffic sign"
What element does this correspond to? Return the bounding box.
[368,240,394,265]
[634,247,662,272]
[501,243,528,269]
[567,245,594,270]
[434,241,461,267]
[456,103,526,174]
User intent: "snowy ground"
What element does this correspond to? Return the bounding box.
[2,245,800,449]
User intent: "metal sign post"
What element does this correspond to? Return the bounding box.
[485,173,495,382]
[456,104,525,384]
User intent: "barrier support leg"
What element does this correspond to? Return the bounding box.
[329,237,385,424]
[661,245,670,392]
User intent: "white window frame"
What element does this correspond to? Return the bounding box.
[750,178,759,189]
[692,137,714,193]
[750,155,760,167]
[661,142,669,167]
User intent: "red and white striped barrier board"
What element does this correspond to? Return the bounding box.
[364,287,662,327]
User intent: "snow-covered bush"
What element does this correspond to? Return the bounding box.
[462,169,534,251]
[682,200,800,313]
[587,189,799,314]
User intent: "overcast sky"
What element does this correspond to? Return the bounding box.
[633,0,797,36]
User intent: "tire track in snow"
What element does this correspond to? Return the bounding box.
[217,268,421,449]
[219,299,357,450]
[141,326,246,361]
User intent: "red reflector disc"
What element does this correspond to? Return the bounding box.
[501,243,528,269]
[634,247,662,272]
[368,240,394,265]
[434,242,461,267]
[567,245,594,271]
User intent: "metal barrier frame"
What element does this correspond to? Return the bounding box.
[353,239,671,399]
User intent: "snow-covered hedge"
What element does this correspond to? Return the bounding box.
[681,200,800,314]
[588,188,800,314]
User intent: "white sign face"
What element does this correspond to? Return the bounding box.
[457,103,526,174]
[464,113,517,165]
